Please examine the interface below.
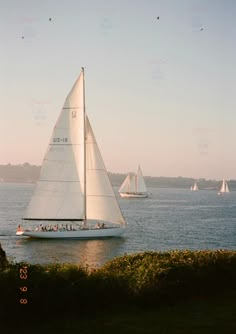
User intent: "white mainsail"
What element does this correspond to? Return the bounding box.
[191,181,198,191]
[24,73,85,220]
[118,173,136,194]
[118,166,148,197]
[219,179,229,193]
[23,69,125,229]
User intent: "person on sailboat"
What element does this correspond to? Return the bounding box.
[17,225,23,233]
[81,221,88,229]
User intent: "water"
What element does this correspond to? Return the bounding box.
[0,183,235,267]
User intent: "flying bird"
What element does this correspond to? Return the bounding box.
[49,18,52,21]
[157,16,160,20]
[200,28,204,31]
[22,36,24,39]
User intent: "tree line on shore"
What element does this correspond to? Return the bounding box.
[1,163,236,189]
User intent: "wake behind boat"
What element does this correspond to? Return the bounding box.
[16,68,126,239]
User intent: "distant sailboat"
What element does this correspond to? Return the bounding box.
[16,68,126,239]
[118,166,148,198]
[191,181,198,191]
[218,179,229,195]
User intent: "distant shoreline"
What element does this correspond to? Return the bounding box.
[0,180,221,190]
[0,163,235,189]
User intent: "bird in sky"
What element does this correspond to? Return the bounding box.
[49,18,52,21]
[157,16,160,20]
[22,36,24,39]
[200,28,204,31]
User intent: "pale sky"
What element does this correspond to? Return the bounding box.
[0,0,236,179]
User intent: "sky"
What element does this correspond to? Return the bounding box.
[0,0,236,179]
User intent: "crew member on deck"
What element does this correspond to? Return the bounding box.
[17,225,23,232]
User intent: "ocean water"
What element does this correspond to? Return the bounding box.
[0,183,235,267]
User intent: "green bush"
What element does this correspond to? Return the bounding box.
[1,250,236,320]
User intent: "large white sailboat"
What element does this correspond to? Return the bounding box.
[190,181,198,191]
[16,68,126,239]
[218,179,229,195]
[118,166,148,198]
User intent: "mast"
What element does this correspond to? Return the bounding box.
[135,166,139,193]
[82,67,87,221]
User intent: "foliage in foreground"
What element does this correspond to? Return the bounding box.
[1,250,236,320]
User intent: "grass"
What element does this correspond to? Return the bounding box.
[1,250,236,333]
[3,291,236,334]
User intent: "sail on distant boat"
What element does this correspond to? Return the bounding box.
[218,179,229,195]
[191,181,198,191]
[118,166,148,198]
[16,68,126,239]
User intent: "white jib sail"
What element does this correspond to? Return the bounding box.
[225,181,229,192]
[219,179,228,193]
[86,117,125,225]
[220,179,229,193]
[136,166,147,193]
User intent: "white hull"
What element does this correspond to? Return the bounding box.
[16,227,125,239]
[119,192,148,198]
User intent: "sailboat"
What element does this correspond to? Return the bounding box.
[190,181,198,191]
[118,166,148,198]
[218,179,229,195]
[16,68,126,239]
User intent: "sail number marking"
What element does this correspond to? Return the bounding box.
[19,265,28,305]
[53,137,68,143]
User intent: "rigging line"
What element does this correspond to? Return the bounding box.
[86,194,118,199]
[22,218,84,221]
[62,107,82,109]
[86,168,108,171]
[82,67,87,222]
[38,180,81,182]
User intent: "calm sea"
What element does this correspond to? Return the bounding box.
[0,183,235,267]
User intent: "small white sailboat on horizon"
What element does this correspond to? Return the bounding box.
[118,166,148,198]
[16,68,126,239]
[218,179,229,195]
[190,180,198,191]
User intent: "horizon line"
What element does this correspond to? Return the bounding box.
[0,163,233,182]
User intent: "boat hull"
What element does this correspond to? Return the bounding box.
[16,227,125,239]
[119,192,148,198]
